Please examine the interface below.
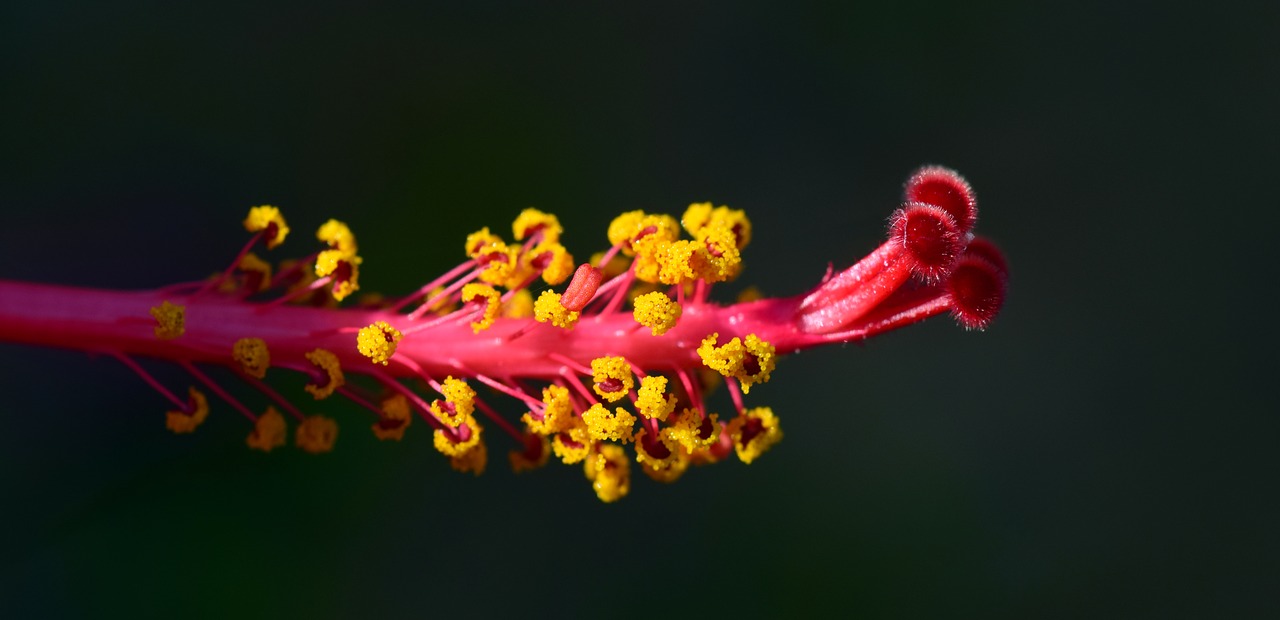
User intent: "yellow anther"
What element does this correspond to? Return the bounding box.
[697,333,775,393]
[531,241,575,285]
[582,403,636,443]
[464,227,502,257]
[314,249,361,301]
[533,291,580,329]
[450,438,487,475]
[606,210,645,254]
[607,211,680,256]
[635,375,678,421]
[509,434,551,473]
[476,242,519,287]
[165,386,208,434]
[583,443,631,503]
[502,288,534,319]
[590,356,634,402]
[243,205,290,249]
[552,418,593,465]
[631,235,667,283]
[634,427,681,471]
[433,417,482,457]
[521,384,574,435]
[640,446,689,483]
[430,376,476,428]
[303,348,344,400]
[681,202,714,237]
[669,408,721,454]
[246,406,287,452]
[150,300,185,340]
[232,337,270,379]
[236,252,273,292]
[692,224,743,283]
[356,321,402,365]
[632,291,682,336]
[682,203,752,250]
[697,332,745,377]
[316,219,358,255]
[656,239,700,285]
[460,283,501,333]
[296,415,338,454]
[512,207,563,243]
[727,407,782,464]
[738,334,777,394]
[373,394,413,441]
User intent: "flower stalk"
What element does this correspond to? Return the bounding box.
[0,166,1007,502]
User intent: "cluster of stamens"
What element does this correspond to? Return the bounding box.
[0,166,1007,502]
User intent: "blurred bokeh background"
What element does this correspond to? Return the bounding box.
[2,2,1276,617]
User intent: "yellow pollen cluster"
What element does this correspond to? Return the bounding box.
[727,407,782,464]
[697,332,743,376]
[356,321,402,365]
[522,385,574,435]
[296,415,338,454]
[232,337,270,379]
[694,225,743,283]
[607,211,680,255]
[582,403,636,443]
[314,249,361,301]
[465,227,501,256]
[584,444,631,503]
[590,356,634,402]
[607,205,750,287]
[552,418,592,464]
[533,291,579,329]
[430,376,476,428]
[697,332,777,394]
[246,407,287,452]
[165,386,208,434]
[512,208,563,243]
[316,219,358,255]
[641,447,690,483]
[635,375,678,421]
[460,283,501,333]
[373,394,412,441]
[656,239,700,285]
[476,241,519,286]
[531,241,575,285]
[632,291,682,336]
[635,427,681,470]
[150,300,185,340]
[682,202,752,249]
[303,348,344,399]
[433,419,483,458]
[243,205,290,248]
[669,408,721,454]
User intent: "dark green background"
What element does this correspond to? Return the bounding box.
[2,2,1275,617]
